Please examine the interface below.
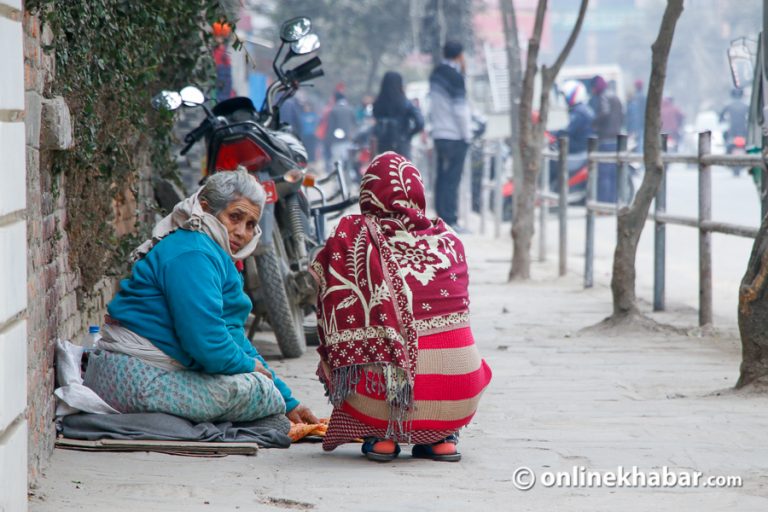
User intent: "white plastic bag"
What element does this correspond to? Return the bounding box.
[54,339,119,416]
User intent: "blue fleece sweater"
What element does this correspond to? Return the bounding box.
[107,229,299,411]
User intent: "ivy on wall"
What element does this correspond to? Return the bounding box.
[27,0,227,291]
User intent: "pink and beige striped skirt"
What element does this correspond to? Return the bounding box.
[322,326,492,451]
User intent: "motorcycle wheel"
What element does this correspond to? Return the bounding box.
[255,230,307,359]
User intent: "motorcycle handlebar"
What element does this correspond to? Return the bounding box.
[184,119,210,144]
[181,118,213,155]
[299,69,324,83]
[180,140,196,156]
[291,56,321,75]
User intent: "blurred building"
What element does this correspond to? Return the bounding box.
[547,0,640,66]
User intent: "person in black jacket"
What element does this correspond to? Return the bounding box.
[372,71,424,159]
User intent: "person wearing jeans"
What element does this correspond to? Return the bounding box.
[433,139,469,227]
[429,40,472,231]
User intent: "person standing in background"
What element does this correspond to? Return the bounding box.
[429,40,472,233]
[372,71,424,159]
[625,79,646,151]
[589,75,624,203]
[356,95,374,125]
[300,101,319,163]
[278,92,319,164]
[327,90,358,176]
[212,22,235,101]
[279,94,304,138]
[315,83,346,173]
[660,97,684,151]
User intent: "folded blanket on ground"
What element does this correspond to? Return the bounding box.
[61,412,292,449]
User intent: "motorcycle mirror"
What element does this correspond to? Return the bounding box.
[179,86,205,107]
[280,17,311,43]
[290,33,320,56]
[151,91,183,111]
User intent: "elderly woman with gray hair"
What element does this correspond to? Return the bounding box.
[85,170,318,424]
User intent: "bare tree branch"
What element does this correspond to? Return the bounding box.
[500,0,523,176]
[520,0,547,130]
[510,0,589,280]
[609,0,685,318]
[547,0,589,81]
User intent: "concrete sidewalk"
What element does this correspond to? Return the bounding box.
[29,235,768,511]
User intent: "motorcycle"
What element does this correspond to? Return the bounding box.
[151,17,355,358]
[501,132,637,214]
[726,133,747,177]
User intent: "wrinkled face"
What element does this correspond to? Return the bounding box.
[213,198,261,253]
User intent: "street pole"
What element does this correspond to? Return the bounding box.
[558,136,568,277]
[699,131,713,327]
[654,135,668,311]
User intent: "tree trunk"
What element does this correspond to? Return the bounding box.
[500,0,524,187]
[422,0,442,66]
[738,183,768,387]
[510,0,589,280]
[736,0,768,389]
[364,48,383,96]
[509,0,547,280]
[443,0,473,51]
[609,0,684,320]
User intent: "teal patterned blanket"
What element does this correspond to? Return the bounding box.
[84,351,286,423]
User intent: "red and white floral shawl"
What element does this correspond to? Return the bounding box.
[310,152,469,434]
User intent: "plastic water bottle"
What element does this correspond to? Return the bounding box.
[81,325,101,374]
[83,325,101,350]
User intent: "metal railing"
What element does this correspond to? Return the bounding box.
[540,131,766,326]
[474,141,508,238]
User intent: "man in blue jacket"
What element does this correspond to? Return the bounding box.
[558,80,595,154]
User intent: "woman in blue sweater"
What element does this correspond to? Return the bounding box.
[85,170,318,424]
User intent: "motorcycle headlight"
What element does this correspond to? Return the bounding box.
[284,169,306,183]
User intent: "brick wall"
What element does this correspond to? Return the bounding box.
[22,7,154,489]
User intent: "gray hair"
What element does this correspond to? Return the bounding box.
[199,170,266,215]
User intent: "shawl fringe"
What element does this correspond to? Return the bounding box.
[321,362,414,440]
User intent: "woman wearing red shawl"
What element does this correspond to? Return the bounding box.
[310,152,492,462]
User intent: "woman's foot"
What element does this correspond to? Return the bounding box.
[411,435,461,462]
[361,438,400,462]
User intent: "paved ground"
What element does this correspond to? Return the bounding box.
[29,234,768,511]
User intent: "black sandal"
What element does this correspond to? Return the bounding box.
[361,438,401,462]
[411,434,461,462]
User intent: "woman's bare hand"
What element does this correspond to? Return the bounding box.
[253,361,273,380]
[286,404,320,424]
